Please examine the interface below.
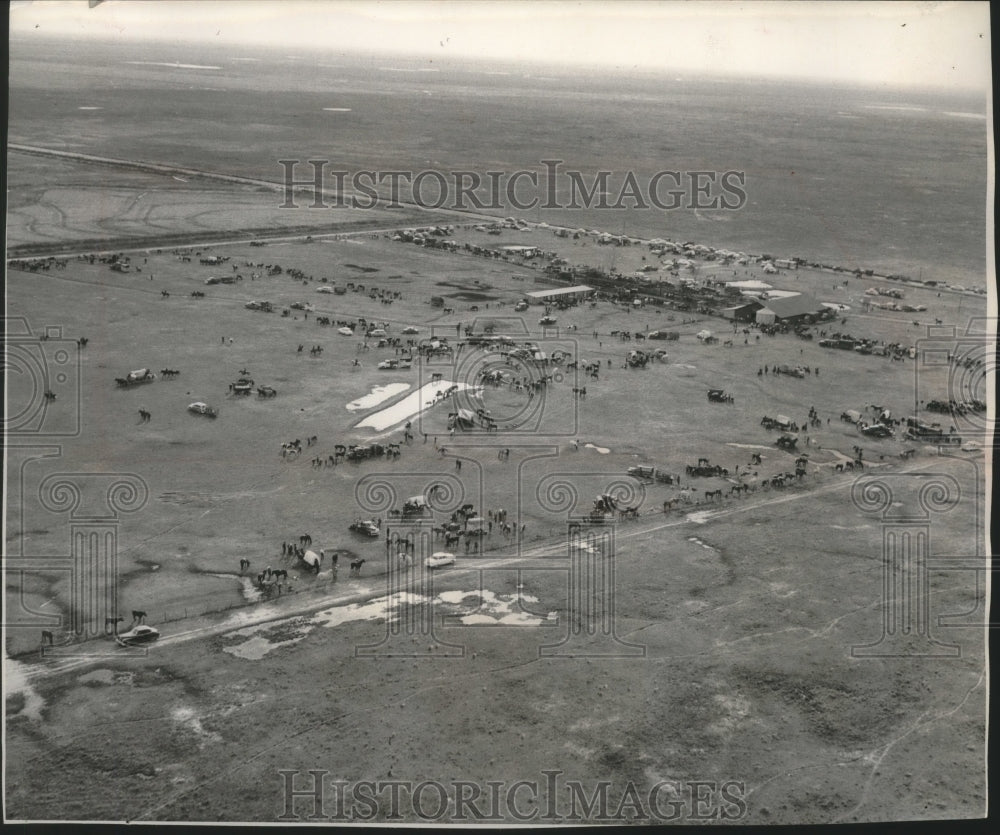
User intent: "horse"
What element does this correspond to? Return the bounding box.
[272,569,288,581]
[131,610,147,623]
[350,558,366,576]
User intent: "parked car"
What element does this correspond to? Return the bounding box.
[349,519,381,537]
[116,625,160,646]
[425,552,456,569]
[626,465,655,480]
[117,368,155,387]
[188,402,218,418]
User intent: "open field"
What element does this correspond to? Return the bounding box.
[4,465,986,823]
[8,37,988,286]
[5,148,434,253]
[5,33,990,825]
[5,219,989,822]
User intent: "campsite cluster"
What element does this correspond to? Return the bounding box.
[9,212,981,642]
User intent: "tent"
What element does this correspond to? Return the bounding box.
[300,549,323,571]
[403,496,428,513]
[448,408,476,430]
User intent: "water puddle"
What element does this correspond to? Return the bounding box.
[355,381,482,431]
[687,535,720,554]
[206,572,263,602]
[172,705,223,744]
[346,383,410,412]
[4,658,46,721]
[310,592,428,628]
[434,589,555,626]
[124,61,221,70]
[223,633,305,660]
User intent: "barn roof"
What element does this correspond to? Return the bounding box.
[758,293,823,319]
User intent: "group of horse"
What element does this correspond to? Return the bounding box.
[238,534,371,598]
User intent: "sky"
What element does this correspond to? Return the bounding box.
[8,0,992,92]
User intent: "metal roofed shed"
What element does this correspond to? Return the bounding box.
[755,293,826,324]
[525,285,594,302]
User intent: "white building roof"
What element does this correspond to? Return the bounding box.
[526,285,594,299]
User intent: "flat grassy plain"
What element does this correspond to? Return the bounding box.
[8,37,988,285]
[5,37,989,824]
[5,150,426,252]
[5,212,987,822]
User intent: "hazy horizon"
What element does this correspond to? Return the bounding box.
[7,32,992,105]
[8,0,992,94]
